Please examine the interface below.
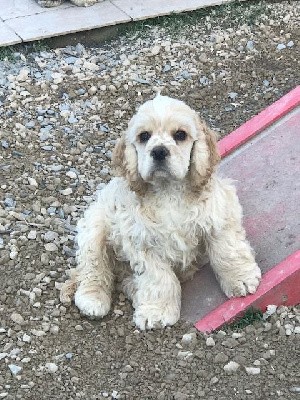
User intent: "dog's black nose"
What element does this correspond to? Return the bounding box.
[150,146,170,161]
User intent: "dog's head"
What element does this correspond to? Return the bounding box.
[112,95,220,195]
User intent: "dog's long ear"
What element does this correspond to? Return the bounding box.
[188,115,220,193]
[112,135,148,196]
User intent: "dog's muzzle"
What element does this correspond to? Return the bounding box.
[150,145,170,162]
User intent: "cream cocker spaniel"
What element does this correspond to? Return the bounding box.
[60,95,261,330]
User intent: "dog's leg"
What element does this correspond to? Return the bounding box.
[206,191,261,298]
[131,258,181,330]
[73,202,114,318]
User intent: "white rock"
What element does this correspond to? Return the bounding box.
[8,364,22,375]
[66,171,77,179]
[44,231,58,242]
[245,367,261,375]
[181,332,197,347]
[263,304,277,320]
[28,177,38,187]
[22,334,31,343]
[0,353,7,361]
[151,45,161,56]
[60,188,73,196]
[294,326,300,334]
[205,337,215,347]
[27,230,37,240]
[177,351,193,360]
[10,312,25,325]
[223,361,240,373]
[31,329,46,337]
[44,243,58,252]
[17,69,30,82]
[45,362,58,373]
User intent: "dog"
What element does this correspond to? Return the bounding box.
[60,94,261,330]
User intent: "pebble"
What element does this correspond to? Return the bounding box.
[181,332,197,347]
[22,334,31,343]
[8,364,22,375]
[205,337,215,347]
[28,177,38,187]
[214,352,229,364]
[151,45,161,56]
[28,230,37,240]
[60,188,73,196]
[10,312,25,325]
[245,367,261,375]
[44,243,58,252]
[223,361,240,373]
[45,362,58,373]
[277,43,286,50]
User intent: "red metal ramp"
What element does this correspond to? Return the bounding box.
[181,87,300,330]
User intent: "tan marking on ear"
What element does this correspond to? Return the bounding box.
[112,136,148,196]
[188,116,220,194]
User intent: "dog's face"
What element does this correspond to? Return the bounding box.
[112,95,220,194]
[127,96,197,182]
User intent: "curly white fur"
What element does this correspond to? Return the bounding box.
[60,95,261,330]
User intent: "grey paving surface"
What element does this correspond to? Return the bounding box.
[181,106,300,322]
[0,0,237,46]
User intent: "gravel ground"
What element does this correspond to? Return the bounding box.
[0,0,299,398]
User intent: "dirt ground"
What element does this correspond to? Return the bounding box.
[0,0,299,399]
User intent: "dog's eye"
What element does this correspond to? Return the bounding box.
[173,130,187,141]
[139,131,151,143]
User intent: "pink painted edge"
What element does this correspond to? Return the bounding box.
[194,251,300,332]
[217,85,300,157]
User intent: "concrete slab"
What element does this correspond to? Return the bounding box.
[5,1,130,42]
[0,20,22,46]
[0,0,72,21]
[181,90,300,325]
[0,0,244,46]
[111,0,233,21]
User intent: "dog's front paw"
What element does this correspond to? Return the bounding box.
[74,285,111,317]
[133,303,180,330]
[221,264,261,298]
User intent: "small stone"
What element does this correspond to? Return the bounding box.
[60,188,73,196]
[287,40,294,48]
[290,387,300,393]
[66,171,77,179]
[10,312,25,325]
[205,337,215,347]
[294,326,300,334]
[124,365,134,372]
[246,40,254,50]
[28,177,38,187]
[22,334,31,343]
[8,364,22,375]
[245,367,261,375]
[181,332,197,347]
[214,352,229,363]
[27,230,37,240]
[44,243,58,252]
[277,43,286,51]
[151,45,161,56]
[228,92,238,100]
[50,325,59,334]
[75,325,84,331]
[45,362,58,373]
[223,361,240,373]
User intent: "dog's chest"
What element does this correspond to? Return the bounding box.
[110,193,202,268]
